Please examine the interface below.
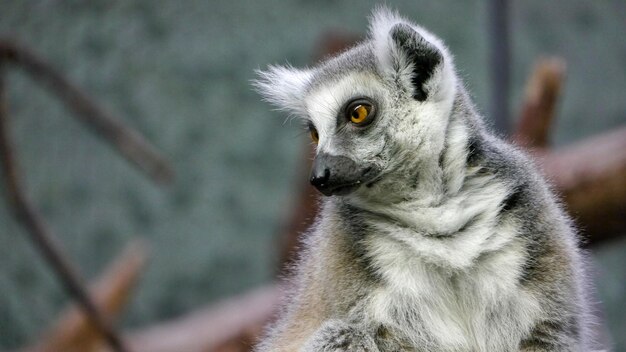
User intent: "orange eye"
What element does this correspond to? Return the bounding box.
[345,99,375,126]
[309,127,319,144]
[350,105,370,123]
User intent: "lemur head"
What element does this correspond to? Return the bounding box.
[255,8,458,203]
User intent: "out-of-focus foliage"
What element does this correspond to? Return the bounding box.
[0,0,624,350]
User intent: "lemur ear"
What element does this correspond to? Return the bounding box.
[253,65,312,114]
[370,9,446,102]
[388,24,443,101]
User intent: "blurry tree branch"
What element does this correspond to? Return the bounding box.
[126,285,281,352]
[513,58,626,245]
[0,62,131,352]
[16,283,280,352]
[0,39,176,352]
[539,128,626,245]
[512,58,566,149]
[20,241,148,352]
[0,39,174,184]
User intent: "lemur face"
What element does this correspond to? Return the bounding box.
[304,70,388,196]
[255,10,457,199]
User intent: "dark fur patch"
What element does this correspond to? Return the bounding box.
[337,202,384,283]
[519,336,554,350]
[390,23,442,101]
[466,134,483,166]
[518,252,538,285]
[519,320,573,350]
[502,187,524,212]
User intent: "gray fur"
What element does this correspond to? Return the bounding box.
[253,7,596,352]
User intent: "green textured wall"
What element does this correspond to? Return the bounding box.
[0,1,624,350]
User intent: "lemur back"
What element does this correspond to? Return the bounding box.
[254,7,594,352]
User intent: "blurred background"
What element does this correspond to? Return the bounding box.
[0,1,624,351]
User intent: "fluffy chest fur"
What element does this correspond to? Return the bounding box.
[346,175,542,351]
[363,232,540,351]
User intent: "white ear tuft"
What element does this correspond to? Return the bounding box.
[369,6,456,102]
[369,5,410,74]
[253,65,313,114]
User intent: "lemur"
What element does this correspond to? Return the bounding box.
[253,7,595,352]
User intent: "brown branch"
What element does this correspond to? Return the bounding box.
[0,63,130,352]
[126,285,282,352]
[512,57,625,245]
[0,39,174,185]
[539,127,626,245]
[20,240,148,352]
[512,57,566,149]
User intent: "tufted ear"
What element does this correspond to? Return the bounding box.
[370,8,449,102]
[253,65,313,115]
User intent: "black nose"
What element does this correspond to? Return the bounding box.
[310,167,330,188]
[309,153,363,196]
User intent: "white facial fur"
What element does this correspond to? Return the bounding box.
[256,9,460,204]
[304,72,387,161]
[254,64,313,116]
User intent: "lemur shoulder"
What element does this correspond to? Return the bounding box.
[254,7,595,352]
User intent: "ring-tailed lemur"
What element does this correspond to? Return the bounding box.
[254,7,595,352]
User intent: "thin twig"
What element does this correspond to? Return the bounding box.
[0,63,130,352]
[0,39,174,185]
